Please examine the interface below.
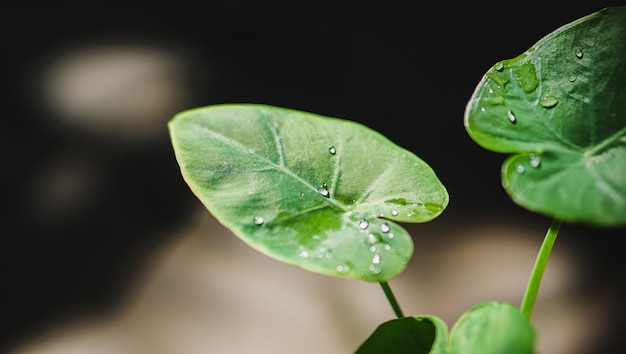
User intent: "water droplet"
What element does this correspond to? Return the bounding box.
[539,95,558,108]
[317,184,329,197]
[367,233,379,245]
[298,192,304,199]
[253,216,264,225]
[384,244,391,250]
[391,209,398,216]
[380,223,390,233]
[299,250,310,258]
[568,74,577,82]
[494,61,504,71]
[328,146,336,155]
[368,265,382,275]
[336,264,348,273]
[513,62,539,93]
[575,48,583,59]
[358,220,369,230]
[516,164,526,174]
[529,154,541,168]
[369,246,377,252]
[387,233,394,239]
[507,110,517,123]
[316,247,332,258]
[372,254,381,264]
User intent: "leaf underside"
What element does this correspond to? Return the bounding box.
[356,316,448,354]
[169,104,448,281]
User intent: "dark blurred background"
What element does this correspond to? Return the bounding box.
[4,1,626,353]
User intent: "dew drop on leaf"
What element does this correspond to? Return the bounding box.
[367,233,380,245]
[494,61,504,71]
[575,48,583,59]
[317,247,332,258]
[368,265,382,275]
[328,146,336,155]
[391,209,398,216]
[253,216,264,225]
[380,222,390,233]
[317,184,330,197]
[539,95,559,108]
[372,254,381,264]
[529,154,541,168]
[516,164,526,174]
[358,219,369,229]
[568,74,577,82]
[507,110,517,123]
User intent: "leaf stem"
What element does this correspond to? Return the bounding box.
[520,218,562,320]
[379,281,404,318]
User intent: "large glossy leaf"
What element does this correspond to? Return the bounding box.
[356,316,448,354]
[447,301,535,354]
[169,104,448,281]
[464,6,626,227]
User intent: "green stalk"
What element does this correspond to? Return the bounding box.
[520,218,562,320]
[379,281,404,318]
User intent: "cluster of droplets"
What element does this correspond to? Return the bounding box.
[356,218,406,276]
[314,147,337,198]
[515,153,542,174]
[296,237,353,274]
[481,57,575,124]
[253,140,413,278]
[299,234,333,256]
[379,198,443,219]
[252,139,340,229]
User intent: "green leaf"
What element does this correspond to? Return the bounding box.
[356,316,448,354]
[169,104,448,281]
[464,6,626,227]
[447,301,535,354]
